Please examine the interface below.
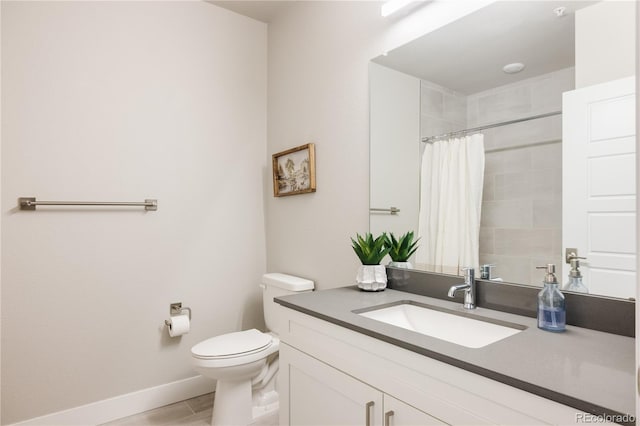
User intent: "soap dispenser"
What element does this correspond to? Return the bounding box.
[536,264,566,332]
[564,258,589,293]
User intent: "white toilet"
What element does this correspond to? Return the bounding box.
[191,273,314,426]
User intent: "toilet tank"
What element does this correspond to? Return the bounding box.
[261,273,314,334]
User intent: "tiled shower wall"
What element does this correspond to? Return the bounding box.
[420,80,467,140]
[420,68,574,286]
[473,68,574,286]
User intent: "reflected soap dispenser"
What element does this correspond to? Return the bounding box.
[564,258,589,294]
[536,264,566,332]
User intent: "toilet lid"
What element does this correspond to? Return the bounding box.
[191,329,273,359]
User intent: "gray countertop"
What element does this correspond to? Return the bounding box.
[275,286,635,420]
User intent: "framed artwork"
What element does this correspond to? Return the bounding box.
[272,143,316,197]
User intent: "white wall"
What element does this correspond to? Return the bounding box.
[575,0,636,88]
[266,1,495,289]
[635,1,640,420]
[369,63,420,245]
[1,2,266,423]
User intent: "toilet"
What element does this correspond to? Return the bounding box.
[191,273,314,426]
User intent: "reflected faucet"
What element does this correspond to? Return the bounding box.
[447,268,476,309]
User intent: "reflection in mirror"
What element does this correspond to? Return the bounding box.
[369,0,636,299]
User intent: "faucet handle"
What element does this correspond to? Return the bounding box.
[480,264,495,279]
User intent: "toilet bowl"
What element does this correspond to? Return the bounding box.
[191,273,313,426]
[192,329,280,425]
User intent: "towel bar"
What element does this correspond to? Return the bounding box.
[19,197,158,211]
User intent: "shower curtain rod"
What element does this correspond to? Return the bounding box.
[421,111,562,143]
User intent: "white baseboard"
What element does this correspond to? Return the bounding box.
[9,376,215,426]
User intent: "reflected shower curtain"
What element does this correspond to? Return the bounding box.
[416,134,485,275]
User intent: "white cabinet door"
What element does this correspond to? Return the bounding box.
[382,395,447,426]
[281,344,384,426]
[562,76,636,298]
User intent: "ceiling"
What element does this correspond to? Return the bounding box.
[207,1,291,23]
[208,1,597,94]
[373,1,596,95]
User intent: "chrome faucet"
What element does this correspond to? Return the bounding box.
[447,268,476,309]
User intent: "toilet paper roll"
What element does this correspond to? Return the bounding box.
[167,314,190,337]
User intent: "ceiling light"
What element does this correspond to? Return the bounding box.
[381,0,414,17]
[503,62,525,74]
[553,6,567,17]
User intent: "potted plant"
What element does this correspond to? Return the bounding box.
[384,231,420,269]
[351,232,391,291]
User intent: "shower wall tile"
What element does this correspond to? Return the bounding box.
[476,86,531,125]
[473,68,571,287]
[420,80,466,140]
[494,228,554,257]
[481,200,533,228]
[484,152,502,176]
[533,199,562,228]
[499,256,534,284]
[531,67,575,113]
[421,116,457,139]
[530,75,559,113]
[530,141,563,171]
[467,104,478,128]
[479,227,495,254]
[500,148,532,174]
[467,67,574,128]
[530,171,559,200]
[444,93,467,125]
[482,174,495,201]
[478,253,531,284]
[552,228,563,256]
[422,87,444,118]
[481,147,532,174]
[494,229,530,256]
[494,172,531,201]
[483,115,561,151]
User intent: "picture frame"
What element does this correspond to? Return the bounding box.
[272,143,316,197]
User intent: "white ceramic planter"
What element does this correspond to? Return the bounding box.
[356,265,387,291]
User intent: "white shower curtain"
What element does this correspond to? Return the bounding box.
[416,133,485,275]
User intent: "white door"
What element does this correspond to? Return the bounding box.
[563,76,636,298]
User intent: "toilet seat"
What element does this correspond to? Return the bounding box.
[191,329,278,368]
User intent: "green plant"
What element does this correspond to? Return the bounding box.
[351,232,390,265]
[384,231,420,262]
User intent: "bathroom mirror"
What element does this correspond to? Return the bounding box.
[369,0,637,299]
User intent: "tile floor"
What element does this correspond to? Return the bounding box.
[101,393,214,426]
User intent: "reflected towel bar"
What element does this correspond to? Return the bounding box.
[19,197,158,211]
[370,207,400,215]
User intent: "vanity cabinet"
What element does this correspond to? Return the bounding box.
[281,343,445,426]
[277,305,595,426]
[384,395,447,426]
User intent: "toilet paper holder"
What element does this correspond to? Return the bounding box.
[164,302,191,326]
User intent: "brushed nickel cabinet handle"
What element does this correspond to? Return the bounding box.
[384,410,394,426]
[365,401,375,426]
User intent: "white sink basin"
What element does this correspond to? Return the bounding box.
[356,302,524,348]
